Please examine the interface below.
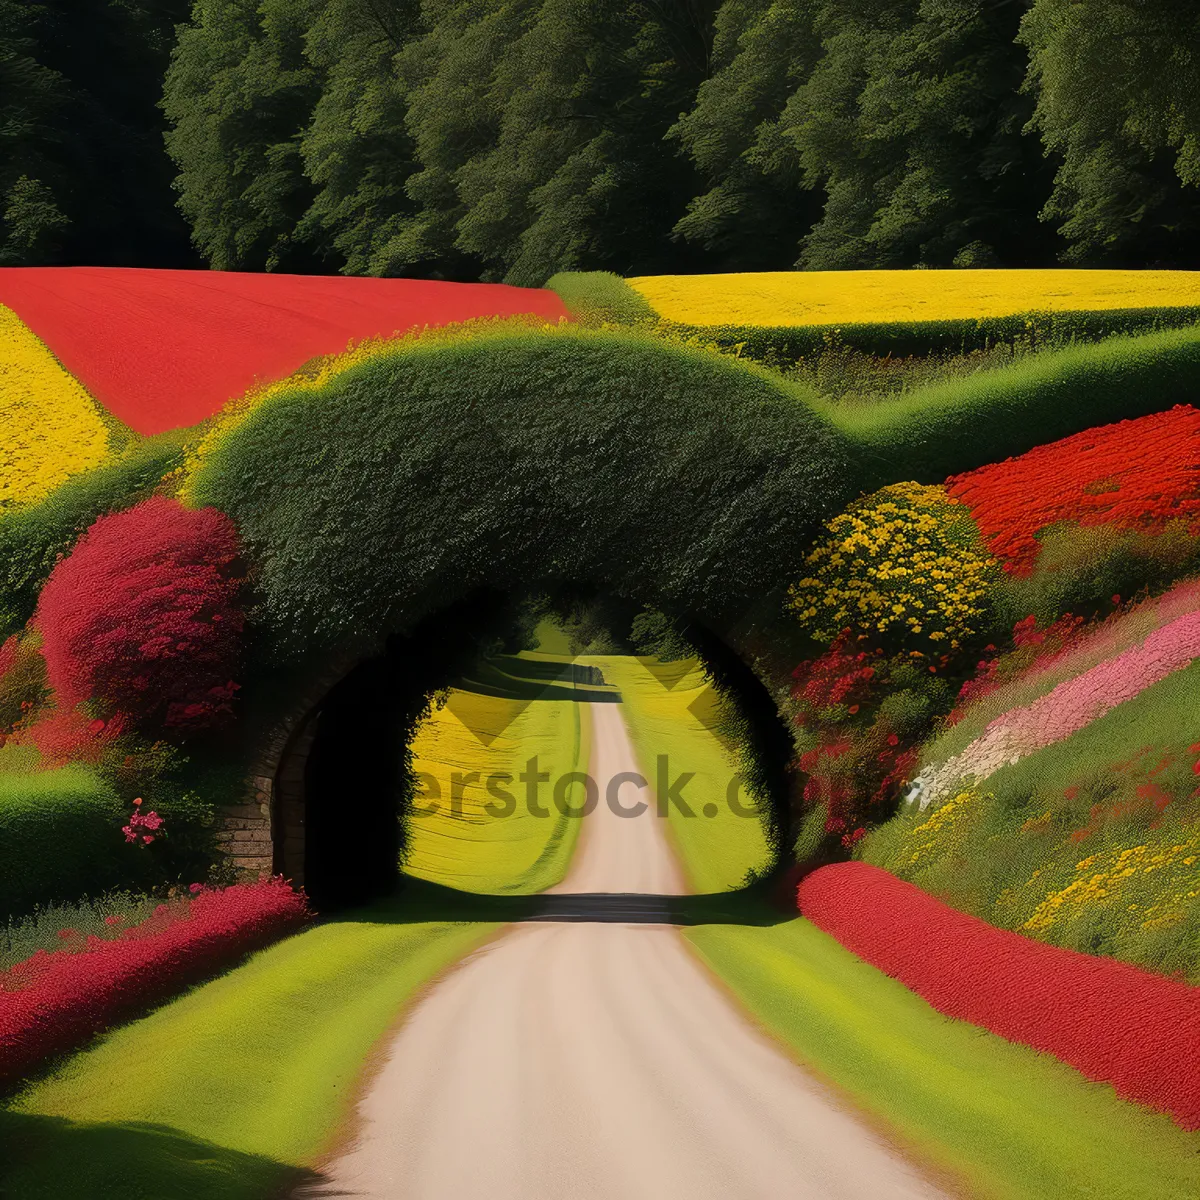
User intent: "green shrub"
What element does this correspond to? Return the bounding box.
[828,323,1200,485]
[189,326,855,658]
[0,432,190,638]
[0,766,129,922]
[996,522,1200,627]
[545,271,658,327]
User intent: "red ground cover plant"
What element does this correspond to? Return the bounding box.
[34,497,244,737]
[946,404,1200,573]
[799,862,1200,1129]
[0,879,308,1089]
[0,267,570,435]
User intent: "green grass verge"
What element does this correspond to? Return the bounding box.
[687,919,1200,1200]
[545,270,658,326]
[600,655,772,892]
[1,904,495,1199]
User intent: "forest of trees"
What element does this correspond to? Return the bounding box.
[2,0,1198,281]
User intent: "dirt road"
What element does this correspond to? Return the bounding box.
[305,702,947,1199]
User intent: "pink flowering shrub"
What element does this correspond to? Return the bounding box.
[910,605,1200,809]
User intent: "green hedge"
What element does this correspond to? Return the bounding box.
[829,323,1200,485]
[657,308,1200,363]
[189,326,854,657]
[0,432,189,638]
[545,271,658,326]
[0,767,129,922]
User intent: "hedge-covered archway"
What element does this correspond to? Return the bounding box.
[186,326,856,893]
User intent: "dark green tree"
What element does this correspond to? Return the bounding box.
[393,0,719,284]
[0,0,193,266]
[296,0,423,276]
[782,0,1059,269]
[163,0,326,271]
[1019,0,1200,265]
[669,0,823,270]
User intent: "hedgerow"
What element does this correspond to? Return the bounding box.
[188,326,855,657]
[0,767,127,922]
[826,324,1200,485]
[0,433,189,639]
[652,308,1200,366]
[545,271,658,327]
[0,879,309,1089]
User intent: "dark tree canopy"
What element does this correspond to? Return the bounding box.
[5,0,1199,274]
[0,0,194,267]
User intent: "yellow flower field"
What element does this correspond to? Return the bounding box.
[0,305,113,509]
[627,269,1200,327]
[403,675,592,894]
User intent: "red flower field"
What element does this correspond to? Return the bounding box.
[946,404,1200,572]
[798,861,1200,1130]
[0,267,569,435]
[0,879,308,1088]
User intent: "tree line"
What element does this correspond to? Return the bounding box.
[2,0,1197,281]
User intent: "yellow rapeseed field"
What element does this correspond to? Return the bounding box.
[0,305,112,509]
[627,269,1200,327]
[404,683,590,893]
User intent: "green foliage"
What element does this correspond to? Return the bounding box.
[294,0,421,275]
[655,306,1200,368]
[1020,1,1200,264]
[163,0,326,272]
[0,0,193,267]
[996,522,1200,629]
[189,326,853,658]
[826,323,1200,485]
[390,0,714,283]
[545,271,657,326]
[0,432,188,639]
[0,633,47,733]
[0,766,128,922]
[668,0,820,270]
[781,1,1059,269]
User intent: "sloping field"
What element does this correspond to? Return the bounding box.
[628,269,1200,327]
[0,268,568,436]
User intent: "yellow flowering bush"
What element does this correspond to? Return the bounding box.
[0,305,114,510]
[628,269,1200,327]
[788,482,999,651]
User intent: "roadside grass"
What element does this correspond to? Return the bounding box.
[688,919,1200,1200]
[600,656,772,892]
[404,677,592,894]
[1,903,496,1199]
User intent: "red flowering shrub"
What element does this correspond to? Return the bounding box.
[946,404,1200,574]
[799,862,1200,1130]
[0,879,308,1088]
[791,635,938,848]
[34,497,245,734]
